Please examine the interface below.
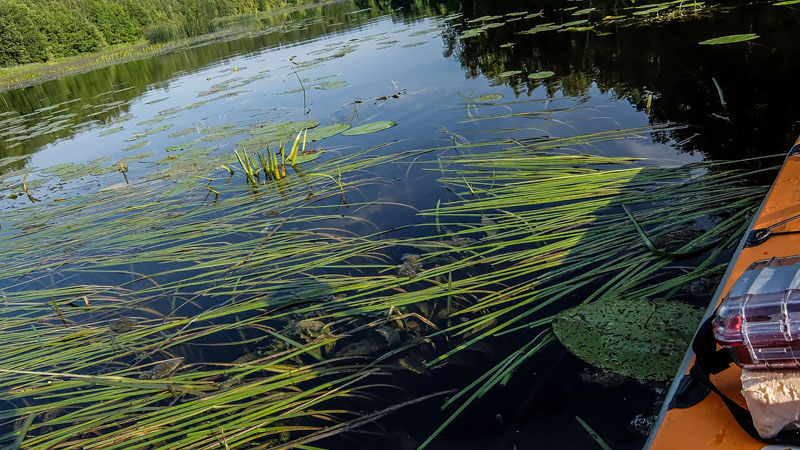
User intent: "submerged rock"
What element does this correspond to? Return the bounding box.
[109,318,136,333]
[398,253,422,279]
[140,357,184,379]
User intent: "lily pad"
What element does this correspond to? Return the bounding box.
[552,298,703,381]
[98,126,124,137]
[293,152,322,164]
[473,94,503,102]
[498,70,522,78]
[249,120,320,137]
[124,141,150,152]
[304,124,351,141]
[699,34,759,45]
[529,71,555,80]
[315,81,348,90]
[341,121,396,136]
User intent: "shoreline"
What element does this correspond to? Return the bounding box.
[0,0,335,94]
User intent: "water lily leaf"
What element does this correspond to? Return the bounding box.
[315,81,348,90]
[552,298,703,381]
[341,121,396,135]
[169,128,196,139]
[775,0,800,4]
[572,8,595,15]
[165,142,197,152]
[402,41,427,48]
[498,70,522,78]
[699,34,759,45]
[474,94,503,102]
[304,124,351,141]
[562,19,589,27]
[249,120,320,136]
[124,141,150,152]
[98,126,124,137]
[529,71,555,80]
[293,152,322,164]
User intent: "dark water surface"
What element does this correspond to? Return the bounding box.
[1,0,798,449]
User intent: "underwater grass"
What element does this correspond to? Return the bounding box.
[0,99,778,449]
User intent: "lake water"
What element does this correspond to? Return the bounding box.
[1,1,798,449]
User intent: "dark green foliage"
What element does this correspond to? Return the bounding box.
[91,0,141,45]
[144,21,180,44]
[34,4,106,57]
[0,1,48,66]
[0,0,316,67]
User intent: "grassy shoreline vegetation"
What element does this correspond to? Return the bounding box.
[0,93,779,447]
[0,0,331,90]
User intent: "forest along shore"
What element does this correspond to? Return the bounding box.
[0,0,330,91]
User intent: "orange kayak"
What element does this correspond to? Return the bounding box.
[647,135,800,449]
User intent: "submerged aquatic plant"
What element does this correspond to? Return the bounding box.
[0,94,776,449]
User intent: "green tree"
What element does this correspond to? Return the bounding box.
[0,1,48,66]
[34,4,106,57]
[91,0,140,44]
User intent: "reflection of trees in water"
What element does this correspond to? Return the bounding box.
[0,0,434,172]
[438,0,800,163]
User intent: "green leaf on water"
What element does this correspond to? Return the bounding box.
[552,298,703,381]
[315,81,348,90]
[341,121,396,136]
[293,152,322,164]
[98,126,124,137]
[774,0,800,4]
[498,70,522,78]
[304,124,351,141]
[699,33,759,45]
[572,8,595,15]
[473,94,503,102]
[169,128,196,139]
[529,71,555,80]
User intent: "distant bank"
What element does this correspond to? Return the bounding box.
[0,0,328,90]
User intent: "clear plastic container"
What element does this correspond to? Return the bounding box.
[713,256,800,369]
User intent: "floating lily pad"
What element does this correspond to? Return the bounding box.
[552,298,703,381]
[775,0,800,5]
[572,8,595,15]
[304,124,351,141]
[315,81,348,90]
[199,128,246,142]
[169,128,197,139]
[529,71,555,80]
[124,141,150,152]
[498,70,522,78]
[699,34,759,45]
[459,29,485,39]
[157,147,216,165]
[341,121,396,136]
[293,152,322,164]
[402,41,427,48]
[166,142,197,152]
[184,101,205,110]
[98,126,124,137]
[562,19,589,27]
[249,120,320,136]
[474,94,503,102]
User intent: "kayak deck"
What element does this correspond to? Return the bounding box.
[648,138,800,449]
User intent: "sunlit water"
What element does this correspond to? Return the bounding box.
[1,0,799,448]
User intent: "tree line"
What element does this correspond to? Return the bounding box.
[0,0,312,67]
